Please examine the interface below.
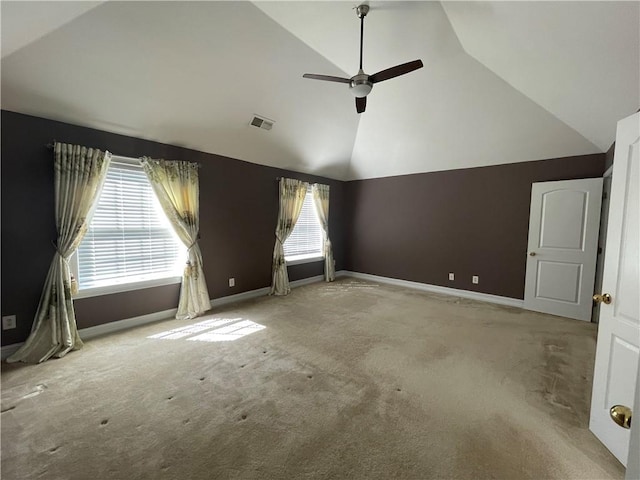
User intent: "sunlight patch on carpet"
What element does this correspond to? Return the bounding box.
[321,280,380,292]
[147,317,265,342]
[188,319,266,342]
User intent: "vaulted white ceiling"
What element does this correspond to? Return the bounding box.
[2,1,638,180]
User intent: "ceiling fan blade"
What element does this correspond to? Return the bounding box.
[303,74,351,84]
[369,60,423,84]
[356,96,367,114]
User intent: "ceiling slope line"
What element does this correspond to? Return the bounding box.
[1,1,106,59]
[470,56,603,153]
[251,0,361,181]
[440,0,602,154]
[466,55,602,152]
[440,1,637,152]
[251,2,352,82]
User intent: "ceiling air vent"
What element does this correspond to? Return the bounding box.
[249,115,274,131]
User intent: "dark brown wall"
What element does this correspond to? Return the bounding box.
[345,155,605,300]
[1,111,345,345]
[605,142,615,171]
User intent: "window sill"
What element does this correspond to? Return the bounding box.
[285,255,324,266]
[73,275,182,299]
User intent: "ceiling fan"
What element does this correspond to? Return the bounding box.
[303,4,423,114]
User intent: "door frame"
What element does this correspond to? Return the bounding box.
[592,167,613,323]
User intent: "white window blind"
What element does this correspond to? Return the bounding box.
[76,158,184,290]
[283,186,324,261]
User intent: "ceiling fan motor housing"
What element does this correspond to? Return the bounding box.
[350,71,373,98]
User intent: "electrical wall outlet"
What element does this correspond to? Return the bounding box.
[472,275,479,284]
[228,278,235,287]
[448,273,455,281]
[2,315,17,330]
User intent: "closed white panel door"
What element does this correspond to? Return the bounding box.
[524,178,603,321]
[590,112,640,466]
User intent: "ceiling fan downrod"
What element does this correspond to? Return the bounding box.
[357,4,369,71]
[351,4,373,100]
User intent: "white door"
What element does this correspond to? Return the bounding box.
[590,111,640,467]
[524,178,603,321]
[626,363,640,479]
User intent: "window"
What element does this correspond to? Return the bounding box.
[283,186,324,264]
[72,156,185,297]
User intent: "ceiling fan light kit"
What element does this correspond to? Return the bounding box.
[350,71,373,98]
[303,3,423,114]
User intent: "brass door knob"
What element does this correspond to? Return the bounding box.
[529,252,536,256]
[610,405,632,429]
[593,293,612,304]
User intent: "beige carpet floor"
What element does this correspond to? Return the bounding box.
[1,278,625,479]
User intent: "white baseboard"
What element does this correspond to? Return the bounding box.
[81,308,179,340]
[211,287,270,308]
[290,274,327,288]
[211,273,335,307]
[1,307,180,360]
[341,271,524,308]
[2,273,339,360]
[7,270,513,360]
[1,343,22,360]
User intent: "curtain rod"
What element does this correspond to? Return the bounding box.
[44,143,201,166]
[276,177,318,182]
[141,157,202,167]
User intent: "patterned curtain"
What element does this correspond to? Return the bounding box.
[141,158,210,320]
[312,183,335,282]
[7,143,111,364]
[270,178,308,295]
